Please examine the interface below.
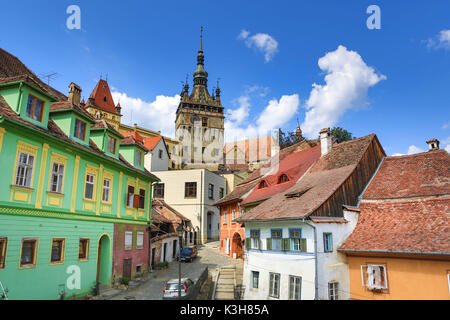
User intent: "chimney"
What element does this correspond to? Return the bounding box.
[320,128,332,156]
[426,138,440,151]
[115,103,122,114]
[68,82,82,106]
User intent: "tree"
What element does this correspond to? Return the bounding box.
[331,127,354,143]
[277,128,300,149]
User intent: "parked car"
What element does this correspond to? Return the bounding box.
[162,278,195,300]
[179,246,198,262]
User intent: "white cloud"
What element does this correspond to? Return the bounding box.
[111,91,180,138]
[226,95,250,125]
[301,45,386,138]
[238,29,279,62]
[225,94,299,142]
[407,145,424,154]
[442,121,450,129]
[426,29,450,50]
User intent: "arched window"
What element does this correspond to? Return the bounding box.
[259,180,268,189]
[278,174,290,184]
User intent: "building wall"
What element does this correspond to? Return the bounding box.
[153,169,226,243]
[219,202,245,259]
[0,214,113,300]
[112,224,149,282]
[346,255,450,300]
[144,139,169,172]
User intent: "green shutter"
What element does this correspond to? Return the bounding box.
[300,238,307,252]
[282,238,290,251]
[245,238,251,250]
[132,227,137,249]
[117,224,124,250]
[266,238,272,250]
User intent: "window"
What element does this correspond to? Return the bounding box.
[26,95,44,122]
[271,229,282,251]
[107,136,117,154]
[328,282,339,300]
[20,239,38,267]
[278,174,290,184]
[290,229,302,251]
[49,162,65,193]
[102,178,111,202]
[136,150,142,166]
[136,232,144,249]
[361,265,388,290]
[0,237,7,269]
[154,183,164,198]
[208,184,214,200]
[85,174,95,199]
[158,149,163,159]
[231,210,236,221]
[127,185,135,207]
[78,239,89,260]
[185,182,197,198]
[251,271,259,289]
[269,273,280,298]
[139,189,145,209]
[74,119,87,140]
[289,276,302,300]
[202,117,208,127]
[223,211,227,225]
[258,180,268,189]
[250,230,260,249]
[324,233,333,252]
[15,152,35,187]
[50,238,65,264]
[219,187,224,199]
[124,231,133,250]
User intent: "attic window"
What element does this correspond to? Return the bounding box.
[278,174,290,184]
[258,180,268,189]
[103,95,107,102]
[26,95,44,122]
[286,188,311,199]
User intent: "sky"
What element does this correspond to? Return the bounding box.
[0,0,449,155]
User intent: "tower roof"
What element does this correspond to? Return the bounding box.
[88,79,118,114]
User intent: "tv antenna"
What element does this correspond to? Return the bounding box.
[39,72,59,85]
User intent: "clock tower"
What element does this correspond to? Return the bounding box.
[175,28,225,169]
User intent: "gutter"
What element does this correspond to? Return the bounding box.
[16,82,23,112]
[302,217,318,300]
[338,248,450,256]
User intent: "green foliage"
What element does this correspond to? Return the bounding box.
[155,261,168,269]
[330,127,354,143]
[278,128,300,149]
[120,277,130,285]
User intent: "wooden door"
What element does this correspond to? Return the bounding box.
[123,258,132,279]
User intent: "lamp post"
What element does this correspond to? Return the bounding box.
[176,224,183,300]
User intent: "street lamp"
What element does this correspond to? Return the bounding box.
[176,224,183,300]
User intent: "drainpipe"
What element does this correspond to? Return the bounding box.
[302,217,318,300]
[16,82,24,112]
[148,181,158,273]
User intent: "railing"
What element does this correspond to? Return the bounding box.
[0,280,8,300]
[211,269,220,300]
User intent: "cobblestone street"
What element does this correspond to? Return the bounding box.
[108,242,243,300]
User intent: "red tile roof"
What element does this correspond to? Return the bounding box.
[241,145,321,205]
[214,179,260,206]
[143,136,162,151]
[120,134,149,152]
[87,79,117,114]
[91,119,124,138]
[50,101,96,123]
[339,198,450,254]
[362,150,450,200]
[238,134,379,222]
[122,131,144,144]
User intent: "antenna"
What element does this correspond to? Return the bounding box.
[39,72,58,85]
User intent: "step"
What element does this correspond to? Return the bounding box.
[215,292,235,300]
[217,278,234,285]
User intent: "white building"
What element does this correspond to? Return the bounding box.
[152,169,227,244]
[143,136,170,172]
[238,130,386,300]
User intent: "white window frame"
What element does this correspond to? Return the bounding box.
[269,272,280,298]
[102,178,111,202]
[251,271,259,289]
[271,229,282,251]
[231,210,236,221]
[250,230,260,249]
[15,152,35,188]
[222,211,227,224]
[136,231,144,249]
[361,264,388,290]
[124,231,133,250]
[49,162,64,193]
[289,276,302,300]
[328,281,339,300]
[85,174,95,199]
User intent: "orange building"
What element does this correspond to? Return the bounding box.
[340,141,450,300]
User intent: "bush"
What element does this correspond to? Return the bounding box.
[155,261,168,269]
[120,277,130,285]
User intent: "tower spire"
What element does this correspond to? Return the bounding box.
[193,25,208,86]
[200,26,203,52]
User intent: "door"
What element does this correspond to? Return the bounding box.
[151,248,156,268]
[172,240,177,259]
[163,243,168,262]
[123,258,132,279]
[207,212,212,239]
[96,234,111,285]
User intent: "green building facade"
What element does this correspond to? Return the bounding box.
[0,73,159,299]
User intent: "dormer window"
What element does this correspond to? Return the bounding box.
[259,180,268,189]
[26,95,44,122]
[136,150,142,166]
[103,95,107,102]
[74,119,87,141]
[107,136,117,154]
[278,174,290,184]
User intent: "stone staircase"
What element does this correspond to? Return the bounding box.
[213,266,236,300]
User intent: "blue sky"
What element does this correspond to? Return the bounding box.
[0,0,449,155]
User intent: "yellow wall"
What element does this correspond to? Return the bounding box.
[347,255,450,300]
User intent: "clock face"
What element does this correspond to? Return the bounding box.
[191,115,200,124]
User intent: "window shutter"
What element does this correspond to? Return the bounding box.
[266,238,272,250]
[117,225,124,250]
[300,238,307,252]
[132,230,137,250]
[245,238,251,249]
[282,238,290,251]
[133,194,140,209]
[361,265,368,286]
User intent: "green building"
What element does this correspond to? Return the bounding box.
[0,49,159,300]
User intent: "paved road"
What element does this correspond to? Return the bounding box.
[110,242,241,300]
